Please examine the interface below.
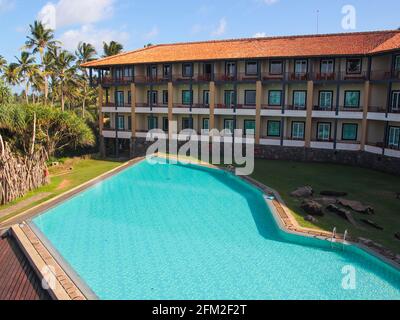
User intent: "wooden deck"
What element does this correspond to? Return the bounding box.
[0,235,51,300]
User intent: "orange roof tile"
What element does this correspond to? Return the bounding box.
[82,30,400,68]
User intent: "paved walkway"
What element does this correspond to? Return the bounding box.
[0,193,52,220]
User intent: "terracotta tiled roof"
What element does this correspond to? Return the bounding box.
[82,30,400,68]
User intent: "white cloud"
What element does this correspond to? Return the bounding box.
[59,24,129,51]
[253,32,267,38]
[211,18,227,37]
[38,0,115,29]
[143,26,159,40]
[0,0,15,13]
[263,0,279,5]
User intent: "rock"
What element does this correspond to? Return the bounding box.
[301,200,323,216]
[320,191,348,197]
[327,204,351,221]
[305,215,318,223]
[291,186,313,198]
[395,233,400,241]
[314,197,337,205]
[338,199,374,215]
[360,219,384,231]
[358,237,373,246]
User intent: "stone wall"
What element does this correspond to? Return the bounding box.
[130,138,400,176]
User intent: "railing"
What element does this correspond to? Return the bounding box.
[338,106,363,112]
[313,105,334,111]
[101,76,134,85]
[261,104,282,110]
[285,105,307,111]
[368,106,386,113]
[134,75,170,83]
[136,103,168,108]
[370,70,400,81]
[103,102,131,108]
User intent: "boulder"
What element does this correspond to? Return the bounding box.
[301,200,323,216]
[327,204,351,221]
[338,199,374,215]
[314,197,337,205]
[320,191,348,197]
[291,186,313,198]
[305,215,318,223]
[360,219,384,231]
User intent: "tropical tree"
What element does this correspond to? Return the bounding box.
[2,63,21,87]
[76,42,97,117]
[0,55,6,73]
[0,78,12,104]
[103,41,123,57]
[15,51,37,104]
[24,20,58,104]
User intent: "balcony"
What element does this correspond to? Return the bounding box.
[338,106,363,112]
[136,103,168,108]
[370,70,400,81]
[101,76,134,86]
[134,75,169,84]
[313,105,334,111]
[285,105,307,111]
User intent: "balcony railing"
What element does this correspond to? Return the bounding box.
[136,103,168,108]
[103,102,131,108]
[313,105,334,111]
[368,106,400,113]
[101,76,134,85]
[370,70,400,81]
[338,106,363,112]
[261,104,282,110]
[285,105,307,111]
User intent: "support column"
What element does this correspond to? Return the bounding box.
[130,83,136,158]
[98,86,105,157]
[360,81,370,151]
[255,81,262,144]
[305,80,314,148]
[168,82,174,139]
[209,81,216,130]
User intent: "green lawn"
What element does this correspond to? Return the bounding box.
[0,158,122,224]
[251,159,400,253]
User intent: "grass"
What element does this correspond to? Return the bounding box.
[251,159,400,254]
[0,157,122,224]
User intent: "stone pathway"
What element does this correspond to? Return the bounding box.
[0,193,52,219]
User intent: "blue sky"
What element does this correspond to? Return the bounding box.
[0,0,400,63]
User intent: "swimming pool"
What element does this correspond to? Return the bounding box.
[33,158,400,300]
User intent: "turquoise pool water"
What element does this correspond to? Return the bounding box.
[33,158,400,300]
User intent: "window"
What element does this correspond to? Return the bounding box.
[267,121,281,137]
[162,117,169,131]
[246,61,258,75]
[293,91,306,109]
[147,65,157,78]
[226,62,236,77]
[203,90,210,106]
[342,123,358,141]
[114,68,123,79]
[395,56,400,71]
[182,63,193,77]
[162,90,169,105]
[148,116,158,130]
[224,91,236,108]
[128,91,131,105]
[321,59,334,74]
[317,123,331,141]
[319,91,333,109]
[182,118,193,130]
[116,91,124,107]
[244,120,256,136]
[204,63,212,76]
[128,116,132,131]
[124,67,133,78]
[295,60,308,74]
[245,90,256,106]
[163,64,171,78]
[388,126,400,148]
[391,91,400,111]
[224,119,235,134]
[292,122,305,140]
[147,91,158,105]
[202,118,210,131]
[182,90,193,105]
[268,90,282,106]
[344,91,360,108]
[346,58,362,74]
[117,115,125,130]
[269,60,283,75]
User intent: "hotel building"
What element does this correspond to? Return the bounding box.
[82,31,400,165]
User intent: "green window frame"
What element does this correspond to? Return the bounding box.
[391,91,400,111]
[320,59,334,74]
[162,90,168,105]
[182,118,193,130]
[268,90,282,106]
[319,91,333,109]
[244,120,256,136]
[396,56,400,71]
[245,61,258,75]
[147,116,158,130]
[202,118,210,130]
[147,90,158,105]
[245,90,256,106]
[342,123,358,141]
[344,91,360,108]
[162,117,169,131]
[388,126,400,148]
[293,91,306,108]
[317,122,331,141]
[224,119,235,133]
[117,115,125,130]
[203,90,210,106]
[224,90,236,108]
[295,59,308,74]
[292,122,305,140]
[116,91,124,107]
[128,116,132,131]
[269,60,283,75]
[127,91,131,105]
[182,63,193,77]
[267,120,281,137]
[182,90,193,105]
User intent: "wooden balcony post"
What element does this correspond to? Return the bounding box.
[305,80,314,148]
[210,81,216,131]
[168,82,174,139]
[98,86,105,157]
[360,81,370,151]
[255,81,262,144]
[130,83,136,137]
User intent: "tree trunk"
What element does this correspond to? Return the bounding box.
[30,113,36,155]
[25,82,29,104]
[61,86,65,111]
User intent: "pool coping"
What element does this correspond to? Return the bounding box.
[7,154,400,300]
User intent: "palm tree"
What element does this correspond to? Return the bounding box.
[15,52,37,104]
[25,20,58,104]
[103,41,123,57]
[76,42,97,117]
[0,55,6,74]
[2,63,21,87]
[51,48,76,111]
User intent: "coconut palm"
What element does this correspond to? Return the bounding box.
[15,52,37,104]
[0,55,6,74]
[2,63,21,87]
[103,41,123,57]
[24,20,58,104]
[76,42,97,117]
